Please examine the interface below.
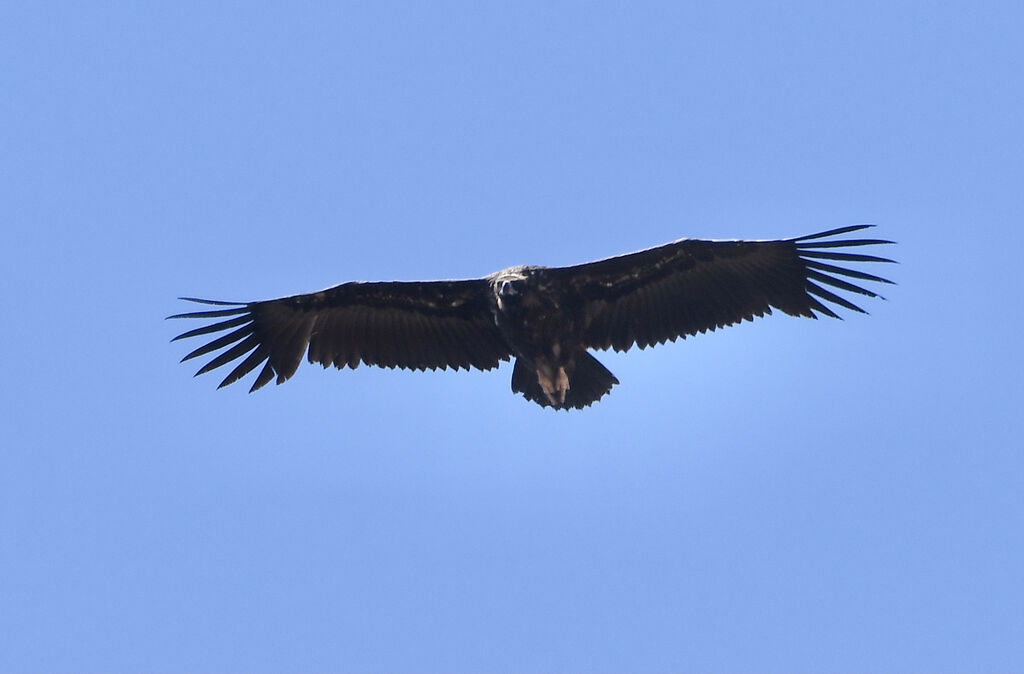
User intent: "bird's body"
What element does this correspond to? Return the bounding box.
[491,266,591,406]
[170,225,894,409]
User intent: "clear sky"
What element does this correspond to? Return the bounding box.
[2,1,1022,671]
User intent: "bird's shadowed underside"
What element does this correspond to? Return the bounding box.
[169,225,895,410]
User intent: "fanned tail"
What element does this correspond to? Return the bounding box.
[512,351,619,410]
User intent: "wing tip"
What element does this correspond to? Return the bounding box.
[177,296,247,306]
[792,225,896,317]
[167,297,249,320]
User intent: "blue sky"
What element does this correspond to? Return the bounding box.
[2,1,1022,670]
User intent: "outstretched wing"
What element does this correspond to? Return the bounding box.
[547,225,895,352]
[169,280,511,392]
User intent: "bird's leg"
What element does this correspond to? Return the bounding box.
[554,366,569,404]
[536,359,570,406]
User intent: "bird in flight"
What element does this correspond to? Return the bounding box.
[170,225,894,410]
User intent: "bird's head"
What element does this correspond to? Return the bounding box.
[499,279,519,298]
[492,267,533,308]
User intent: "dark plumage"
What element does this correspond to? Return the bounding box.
[169,225,894,409]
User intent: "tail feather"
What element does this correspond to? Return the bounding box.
[512,351,619,410]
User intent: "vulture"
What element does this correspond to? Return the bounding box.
[170,225,894,410]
